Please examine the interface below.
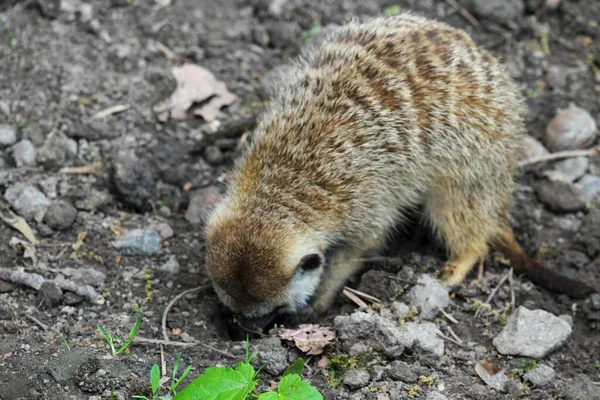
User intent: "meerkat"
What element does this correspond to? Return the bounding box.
[203,13,597,318]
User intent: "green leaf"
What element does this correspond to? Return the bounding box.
[173,352,183,380]
[283,359,304,377]
[384,5,401,16]
[257,374,323,400]
[172,366,256,400]
[235,361,255,382]
[151,364,161,395]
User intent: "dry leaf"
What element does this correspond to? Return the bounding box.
[317,356,329,368]
[0,202,38,244]
[153,63,236,122]
[474,360,509,391]
[9,237,37,265]
[278,324,335,355]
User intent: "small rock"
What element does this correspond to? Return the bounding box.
[0,281,14,293]
[112,229,162,256]
[149,220,174,239]
[389,360,418,383]
[63,292,84,305]
[267,21,300,49]
[343,370,370,390]
[111,150,160,212]
[562,374,600,400]
[36,135,78,169]
[544,157,588,183]
[204,145,224,166]
[0,124,17,147]
[524,364,556,386]
[73,189,113,211]
[252,25,270,47]
[391,302,411,318]
[38,282,63,307]
[408,274,450,320]
[160,255,181,274]
[426,393,449,400]
[61,267,106,288]
[11,139,37,166]
[545,104,597,151]
[577,174,600,203]
[4,184,51,221]
[492,306,572,358]
[268,0,288,17]
[39,176,59,199]
[370,365,389,381]
[397,322,445,358]
[469,0,525,26]
[253,337,288,376]
[185,186,221,225]
[61,306,77,315]
[535,180,587,213]
[348,342,370,356]
[44,200,77,231]
[522,136,548,161]
[590,293,600,310]
[334,311,406,357]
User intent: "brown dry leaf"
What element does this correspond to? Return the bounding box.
[9,237,37,265]
[153,63,236,122]
[317,356,329,368]
[278,324,335,355]
[474,360,509,391]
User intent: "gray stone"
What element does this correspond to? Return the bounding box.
[524,364,556,386]
[408,274,450,320]
[185,186,221,225]
[60,267,106,288]
[204,145,224,166]
[12,139,37,166]
[112,229,162,256]
[397,321,445,358]
[253,337,288,376]
[577,174,600,202]
[63,292,84,305]
[38,282,63,307]
[591,293,600,310]
[426,393,449,400]
[492,306,572,358]
[348,342,369,356]
[73,189,113,211]
[111,150,160,212]
[562,374,600,400]
[36,135,78,168]
[389,360,418,383]
[44,200,77,231]
[267,21,300,49]
[160,255,181,274]
[4,184,51,220]
[470,0,525,26]
[343,369,370,390]
[545,157,588,183]
[535,180,587,213]
[0,124,17,147]
[370,365,389,381]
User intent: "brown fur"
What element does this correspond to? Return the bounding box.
[203,13,596,318]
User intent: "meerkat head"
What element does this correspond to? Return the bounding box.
[203,200,326,319]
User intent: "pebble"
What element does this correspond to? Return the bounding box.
[523,364,556,386]
[426,393,449,400]
[185,186,221,225]
[343,370,370,390]
[111,150,160,212]
[397,321,445,358]
[267,21,299,49]
[36,135,78,169]
[370,365,389,381]
[4,184,51,221]
[112,229,162,256]
[492,306,572,359]
[73,189,113,211]
[63,292,84,306]
[561,374,600,400]
[544,157,588,183]
[61,267,106,288]
[0,124,17,147]
[391,302,411,318]
[408,274,450,320]
[253,337,289,376]
[522,136,548,161]
[38,282,63,307]
[11,139,37,166]
[590,293,600,310]
[149,220,174,239]
[389,360,418,383]
[469,0,524,26]
[204,145,224,166]
[160,255,181,274]
[534,180,587,213]
[576,174,600,202]
[545,104,597,151]
[44,200,77,231]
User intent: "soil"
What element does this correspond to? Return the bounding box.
[0,0,599,399]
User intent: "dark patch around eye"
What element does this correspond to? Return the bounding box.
[298,254,322,271]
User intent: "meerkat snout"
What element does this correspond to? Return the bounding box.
[204,205,327,318]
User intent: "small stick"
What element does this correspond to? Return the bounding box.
[475,272,510,319]
[447,326,463,344]
[343,286,382,304]
[519,146,600,167]
[25,314,49,331]
[437,306,458,324]
[335,256,404,266]
[91,104,130,119]
[343,288,370,311]
[192,115,257,153]
[162,286,209,342]
[155,41,179,62]
[133,337,237,359]
[508,268,515,312]
[60,162,101,175]
[160,345,167,378]
[436,332,465,347]
[444,0,481,28]
[476,258,484,282]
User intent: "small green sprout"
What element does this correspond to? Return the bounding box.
[52,330,71,351]
[517,359,538,373]
[133,364,170,400]
[170,352,192,395]
[384,5,402,16]
[302,21,322,43]
[97,306,142,356]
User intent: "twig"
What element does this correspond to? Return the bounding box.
[235,320,267,337]
[475,272,510,319]
[387,275,425,286]
[133,337,237,359]
[335,256,403,266]
[91,104,130,119]
[155,41,179,62]
[59,162,101,175]
[476,258,484,282]
[437,306,458,324]
[447,326,463,344]
[444,0,481,28]
[25,314,49,331]
[436,332,465,347]
[343,286,382,304]
[191,115,257,153]
[508,268,515,312]
[519,146,600,167]
[162,286,209,341]
[342,288,370,311]
[160,345,167,379]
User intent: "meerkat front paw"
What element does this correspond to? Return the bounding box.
[438,263,464,288]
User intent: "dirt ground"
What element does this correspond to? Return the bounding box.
[0,0,599,399]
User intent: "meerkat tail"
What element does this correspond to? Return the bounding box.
[493,224,597,298]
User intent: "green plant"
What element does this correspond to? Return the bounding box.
[149,194,172,214]
[133,364,169,400]
[172,340,322,399]
[52,330,71,351]
[384,5,401,16]
[97,306,142,356]
[302,21,322,43]
[595,360,600,369]
[4,28,16,48]
[170,352,193,395]
[517,359,538,373]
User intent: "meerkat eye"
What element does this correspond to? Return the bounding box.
[298,254,322,271]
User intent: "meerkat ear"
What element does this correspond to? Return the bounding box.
[298,254,322,271]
